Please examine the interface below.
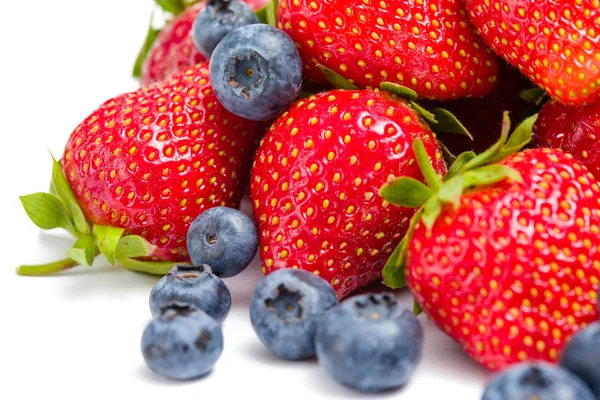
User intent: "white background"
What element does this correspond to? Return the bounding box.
[0,1,489,398]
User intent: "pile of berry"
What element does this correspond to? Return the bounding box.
[17,0,600,397]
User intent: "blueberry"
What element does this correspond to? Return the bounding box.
[250,269,338,360]
[315,293,423,393]
[150,264,231,323]
[209,24,302,121]
[141,302,224,380]
[560,322,600,397]
[192,0,259,58]
[482,363,595,400]
[186,206,258,278]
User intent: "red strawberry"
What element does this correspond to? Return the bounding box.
[19,63,261,275]
[140,0,269,86]
[465,0,600,106]
[423,60,535,155]
[250,89,446,298]
[382,120,600,370]
[277,0,499,100]
[534,100,600,180]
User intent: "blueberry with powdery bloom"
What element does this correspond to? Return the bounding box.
[250,269,338,360]
[186,206,258,278]
[560,322,600,398]
[482,363,595,400]
[209,24,302,121]
[192,0,259,58]
[141,302,224,381]
[150,264,231,323]
[315,293,424,393]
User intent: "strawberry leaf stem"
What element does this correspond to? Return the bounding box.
[256,0,278,26]
[132,11,161,79]
[412,139,442,192]
[16,258,81,276]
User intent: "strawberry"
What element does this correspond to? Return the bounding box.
[381,116,600,370]
[465,0,600,106]
[138,0,269,86]
[19,63,261,275]
[534,100,600,180]
[250,89,446,298]
[276,0,499,100]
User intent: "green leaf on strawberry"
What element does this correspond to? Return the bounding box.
[50,154,90,235]
[20,192,75,235]
[317,64,358,90]
[380,82,418,101]
[255,0,278,26]
[132,11,161,79]
[115,235,157,260]
[94,225,125,266]
[66,235,97,267]
[117,258,174,275]
[381,112,537,289]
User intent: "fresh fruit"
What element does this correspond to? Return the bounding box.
[315,293,424,393]
[210,24,302,121]
[382,117,600,370]
[249,268,338,360]
[481,363,595,400]
[149,264,231,323]
[465,0,600,106]
[187,206,258,278]
[138,0,268,86]
[192,0,259,58]
[533,100,600,180]
[277,0,499,100]
[141,302,224,380]
[560,322,600,398]
[423,60,534,155]
[251,89,446,298]
[19,63,261,276]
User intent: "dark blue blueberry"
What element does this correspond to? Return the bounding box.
[150,264,231,323]
[192,0,259,58]
[186,206,258,278]
[250,269,338,360]
[315,293,424,393]
[209,24,302,121]
[482,363,595,400]
[141,302,224,380]
[560,322,600,398]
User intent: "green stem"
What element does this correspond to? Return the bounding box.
[118,258,174,275]
[17,258,80,276]
[412,139,443,192]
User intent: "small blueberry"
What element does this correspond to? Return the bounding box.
[315,293,424,393]
[209,24,302,121]
[250,268,338,360]
[186,206,258,278]
[141,302,224,380]
[150,264,231,323]
[560,322,600,398]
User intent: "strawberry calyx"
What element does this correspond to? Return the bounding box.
[255,0,278,26]
[379,111,539,290]
[318,65,473,149]
[17,154,173,276]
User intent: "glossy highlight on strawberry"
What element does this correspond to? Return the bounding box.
[62,63,261,262]
[251,89,446,298]
[277,0,499,100]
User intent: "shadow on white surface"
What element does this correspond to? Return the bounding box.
[243,340,317,366]
[134,363,204,386]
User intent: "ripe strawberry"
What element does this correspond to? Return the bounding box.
[382,124,600,370]
[250,89,446,298]
[140,0,269,86]
[277,0,499,100]
[465,0,600,106]
[20,63,261,275]
[534,100,600,180]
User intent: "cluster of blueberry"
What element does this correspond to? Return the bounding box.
[193,0,302,122]
[483,320,600,399]
[139,206,425,393]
